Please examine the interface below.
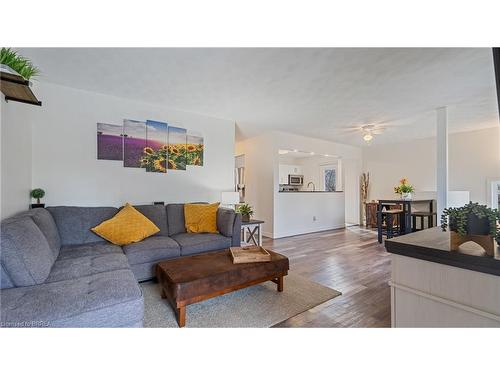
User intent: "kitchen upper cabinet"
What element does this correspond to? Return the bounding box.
[279,164,302,184]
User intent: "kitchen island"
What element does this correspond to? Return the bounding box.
[386,228,500,327]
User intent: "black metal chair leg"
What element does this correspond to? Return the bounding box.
[377,210,383,243]
[387,214,393,239]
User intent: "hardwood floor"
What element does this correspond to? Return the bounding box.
[265,226,391,327]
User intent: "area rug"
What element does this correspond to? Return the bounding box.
[141,273,341,328]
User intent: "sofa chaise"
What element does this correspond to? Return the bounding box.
[0,204,241,327]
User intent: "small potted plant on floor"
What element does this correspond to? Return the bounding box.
[236,203,254,222]
[441,201,500,256]
[394,178,415,200]
[30,188,46,208]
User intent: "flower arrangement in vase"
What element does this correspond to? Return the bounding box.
[394,178,415,200]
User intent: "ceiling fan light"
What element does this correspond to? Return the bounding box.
[363,133,373,142]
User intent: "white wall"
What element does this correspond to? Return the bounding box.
[343,157,361,224]
[235,134,275,236]
[1,82,236,217]
[362,126,500,205]
[1,99,36,219]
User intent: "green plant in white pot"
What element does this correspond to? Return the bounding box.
[236,203,254,222]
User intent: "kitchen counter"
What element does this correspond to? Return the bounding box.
[385,227,500,276]
[385,228,500,327]
[274,190,345,238]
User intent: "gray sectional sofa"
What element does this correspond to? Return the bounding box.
[0,204,241,327]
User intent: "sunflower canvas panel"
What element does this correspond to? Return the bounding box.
[167,126,187,170]
[123,119,147,168]
[97,123,123,160]
[186,133,204,166]
[143,120,168,173]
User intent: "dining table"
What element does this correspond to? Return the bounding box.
[377,199,434,243]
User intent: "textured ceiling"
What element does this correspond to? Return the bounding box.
[19,48,499,146]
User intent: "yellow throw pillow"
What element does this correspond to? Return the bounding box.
[184,202,220,234]
[91,203,160,245]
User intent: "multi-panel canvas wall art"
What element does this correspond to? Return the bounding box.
[167,126,187,170]
[143,120,168,173]
[96,119,203,174]
[123,119,147,168]
[97,123,123,160]
[187,133,204,166]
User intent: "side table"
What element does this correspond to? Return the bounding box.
[240,219,265,246]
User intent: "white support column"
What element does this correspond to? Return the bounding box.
[436,106,449,218]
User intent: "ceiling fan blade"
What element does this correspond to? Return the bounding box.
[333,128,360,134]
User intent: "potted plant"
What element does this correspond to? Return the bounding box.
[394,178,415,200]
[236,203,254,222]
[30,188,46,208]
[0,48,40,81]
[441,202,500,255]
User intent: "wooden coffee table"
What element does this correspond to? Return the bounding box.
[156,249,289,327]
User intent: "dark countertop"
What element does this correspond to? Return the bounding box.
[385,227,500,276]
[278,190,344,193]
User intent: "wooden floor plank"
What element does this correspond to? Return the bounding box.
[268,226,391,328]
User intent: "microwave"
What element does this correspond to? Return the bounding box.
[288,175,304,186]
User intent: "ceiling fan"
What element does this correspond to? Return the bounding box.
[360,124,386,143]
[335,123,389,144]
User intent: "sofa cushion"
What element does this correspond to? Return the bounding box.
[184,203,220,233]
[217,208,236,237]
[91,203,160,246]
[171,233,232,256]
[57,242,123,260]
[47,206,119,246]
[166,203,186,235]
[1,216,56,287]
[129,262,159,282]
[1,264,15,289]
[0,269,143,327]
[122,236,180,265]
[23,208,61,258]
[46,253,131,283]
[134,205,168,236]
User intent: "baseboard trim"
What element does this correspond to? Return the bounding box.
[270,225,346,239]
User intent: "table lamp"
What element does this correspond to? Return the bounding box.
[221,191,240,209]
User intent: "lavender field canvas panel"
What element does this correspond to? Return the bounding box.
[97,123,123,160]
[143,120,168,173]
[123,119,147,168]
[168,126,187,170]
[186,133,204,166]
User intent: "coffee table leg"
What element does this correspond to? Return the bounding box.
[177,305,186,328]
[160,288,166,299]
[277,276,284,292]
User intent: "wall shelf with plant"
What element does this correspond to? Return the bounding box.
[0,48,41,106]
